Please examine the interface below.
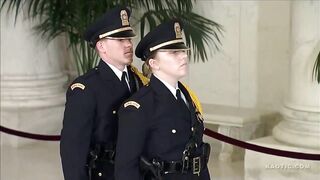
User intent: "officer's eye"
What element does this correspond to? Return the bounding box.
[167,50,178,54]
[118,39,132,43]
[170,50,186,54]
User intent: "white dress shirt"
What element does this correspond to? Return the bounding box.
[105,61,130,90]
[153,74,188,105]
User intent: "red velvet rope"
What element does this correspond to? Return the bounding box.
[1,125,319,160]
[204,128,320,161]
[0,125,60,141]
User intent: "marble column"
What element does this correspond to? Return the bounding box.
[1,9,68,146]
[245,1,320,179]
[272,0,320,150]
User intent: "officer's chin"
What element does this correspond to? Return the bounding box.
[179,66,189,74]
[177,70,188,80]
[124,57,133,65]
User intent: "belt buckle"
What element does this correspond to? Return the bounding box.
[193,156,201,176]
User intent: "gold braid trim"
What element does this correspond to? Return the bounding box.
[130,65,150,85]
[181,83,203,114]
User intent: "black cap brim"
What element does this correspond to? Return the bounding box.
[137,42,189,61]
[158,42,189,51]
[106,29,136,39]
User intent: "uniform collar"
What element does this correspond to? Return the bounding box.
[105,61,129,81]
[150,75,186,100]
[97,60,130,81]
[153,74,179,98]
[151,74,188,102]
[150,75,173,96]
[150,75,195,114]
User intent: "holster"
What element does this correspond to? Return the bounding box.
[87,144,115,180]
[202,142,211,164]
[140,156,163,180]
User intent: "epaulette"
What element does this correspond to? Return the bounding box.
[133,86,152,98]
[69,67,98,91]
[122,86,151,110]
[82,67,98,79]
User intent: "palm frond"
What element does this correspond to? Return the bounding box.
[1,0,223,74]
[137,9,223,62]
[312,51,320,83]
[1,0,24,22]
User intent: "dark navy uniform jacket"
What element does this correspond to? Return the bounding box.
[60,60,143,180]
[115,75,210,180]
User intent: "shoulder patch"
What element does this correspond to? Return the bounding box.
[124,101,140,109]
[71,83,85,90]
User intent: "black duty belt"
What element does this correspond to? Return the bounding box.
[140,143,211,179]
[98,149,115,162]
[87,144,115,180]
[160,155,207,176]
[87,144,115,168]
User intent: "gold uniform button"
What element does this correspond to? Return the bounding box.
[112,110,116,114]
[172,129,177,134]
[191,127,194,131]
[98,172,102,176]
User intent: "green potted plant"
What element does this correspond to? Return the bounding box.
[1,0,223,75]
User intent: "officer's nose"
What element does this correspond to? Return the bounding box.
[180,51,188,62]
[124,39,133,48]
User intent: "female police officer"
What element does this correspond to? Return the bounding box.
[115,20,211,180]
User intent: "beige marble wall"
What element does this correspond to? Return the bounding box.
[1,1,309,145]
[181,1,291,112]
[1,7,67,146]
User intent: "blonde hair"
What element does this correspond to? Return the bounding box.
[142,51,158,78]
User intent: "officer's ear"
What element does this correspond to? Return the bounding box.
[148,58,160,71]
[96,39,106,53]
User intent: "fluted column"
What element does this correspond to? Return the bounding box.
[273,0,320,149]
[1,8,67,146]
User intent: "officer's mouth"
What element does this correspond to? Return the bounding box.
[180,63,188,67]
[124,51,133,56]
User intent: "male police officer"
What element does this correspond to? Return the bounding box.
[60,6,147,180]
[115,20,211,180]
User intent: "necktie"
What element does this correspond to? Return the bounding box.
[121,71,130,93]
[176,89,188,109]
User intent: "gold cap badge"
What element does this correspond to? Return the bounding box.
[174,22,182,39]
[120,10,129,26]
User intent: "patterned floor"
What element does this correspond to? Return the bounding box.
[1,133,244,180]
